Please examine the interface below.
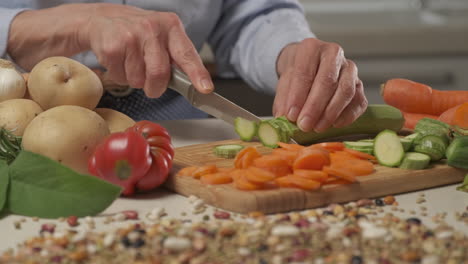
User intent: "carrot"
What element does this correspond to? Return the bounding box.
[293,169,328,182]
[254,154,289,168]
[271,148,298,166]
[200,172,233,185]
[332,159,374,176]
[192,165,218,179]
[329,151,358,164]
[311,142,345,152]
[402,112,438,130]
[274,175,296,188]
[381,78,468,115]
[437,104,460,125]
[323,178,352,185]
[233,173,264,190]
[234,146,261,169]
[277,142,304,151]
[288,176,321,190]
[177,166,199,177]
[323,166,357,183]
[343,148,376,161]
[245,167,276,183]
[293,147,330,170]
[453,102,468,129]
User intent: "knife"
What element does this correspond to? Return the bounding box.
[100,67,298,143]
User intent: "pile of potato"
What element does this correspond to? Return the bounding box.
[0,57,136,173]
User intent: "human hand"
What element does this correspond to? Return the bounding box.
[273,38,368,132]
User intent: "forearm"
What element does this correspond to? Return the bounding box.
[7,4,92,71]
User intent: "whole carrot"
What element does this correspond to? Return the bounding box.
[402,112,438,130]
[453,103,468,129]
[437,103,462,125]
[381,78,468,115]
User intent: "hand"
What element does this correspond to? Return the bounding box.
[8,3,213,98]
[273,38,368,132]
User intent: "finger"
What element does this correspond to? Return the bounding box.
[334,80,368,127]
[165,14,213,93]
[124,35,145,89]
[272,68,293,117]
[99,40,127,85]
[297,43,344,132]
[313,60,357,132]
[142,36,171,98]
[284,39,320,122]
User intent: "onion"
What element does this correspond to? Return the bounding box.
[0,59,26,102]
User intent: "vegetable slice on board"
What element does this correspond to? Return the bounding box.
[7,151,122,218]
[0,160,8,212]
[373,129,405,167]
[213,144,244,159]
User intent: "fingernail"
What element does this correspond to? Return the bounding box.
[287,106,300,121]
[298,116,313,132]
[314,119,328,132]
[200,78,214,93]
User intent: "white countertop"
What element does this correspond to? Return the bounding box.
[1,118,467,253]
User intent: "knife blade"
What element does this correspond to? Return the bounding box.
[168,67,262,125]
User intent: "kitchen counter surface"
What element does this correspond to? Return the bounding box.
[1,118,467,253]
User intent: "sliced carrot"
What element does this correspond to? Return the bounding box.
[230,169,244,182]
[217,167,236,173]
[271,148,298,166]
[177,166,199,177]
[293,147,330,170]
[265,166,292,178]
[329,151,359,164]
[332,159,374,176]
[192,164,218,179]
[323,178,352,185]
[275,175,296,188]
[277,142,305,151]
[254,154,289,168]
[234,146,261,169]
[293,169,328,182]
[233,174,263,190]
[288,176,321,190]
[241,150,262,169]
[343,148,377,161]
[311,142,345,152]
[200,172,233,185]
[245,167,276,183]
[323,166,357,183]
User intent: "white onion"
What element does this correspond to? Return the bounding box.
[0,59,26,102]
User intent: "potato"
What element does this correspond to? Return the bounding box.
[95,108,136,133]
[0,99,43,136]
[28,56,103,110]
[22,105,110,174]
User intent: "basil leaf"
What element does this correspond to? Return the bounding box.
[0,160,8,212]
[7,151,122,218]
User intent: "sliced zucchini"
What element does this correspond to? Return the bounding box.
[413,135,447,161]
[446,136,468,169]
[400,138,413,152]
[234,117,258,142]
[359,139,375,143]
[257,121,283,148]
[268,119,291,143]
[399,152,431,170]
[374,130,405,167]
[344,141,374,149]
[213,144,245,159]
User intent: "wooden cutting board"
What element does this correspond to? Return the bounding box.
[164,139,466,214]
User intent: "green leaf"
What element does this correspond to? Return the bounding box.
[0,160,9,212]
[7,151,122,218]
[456,174,468,193]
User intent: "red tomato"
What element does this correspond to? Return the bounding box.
[128,121,175,191]
[88,131,152,196]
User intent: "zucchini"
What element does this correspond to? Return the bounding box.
[414,119,451,146]
[234,117,258,141]
[415,118,450,130]
[413,135,447,161]
[446,136,468,169]
[359,139,375,143]
[268,119,292,143]
[213,144,244,159]
[399,152,431,170]
[291,104,404,145]
[400,138,413,152]
[257,121,283,148]
[374,130,405,167]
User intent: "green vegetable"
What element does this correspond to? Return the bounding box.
[7,151,122,218]
[344,141,374,154]
[456,174,468,192]
[0,128,22,165]
[0,161,8,212]
[359,139,375,143]
[414,119,451,146]
[446,136,468,169]
[213,144,244,159]
[415,118,450,130]
[399,152,431,170]
[234,117,258,141]
[374,130,405,167]
[400,138,413,152]
[291,104,404,145]
[257,121,283,148]
[414,135,447,161]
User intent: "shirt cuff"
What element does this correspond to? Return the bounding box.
[0,8,29,59]
[232,8,315,94]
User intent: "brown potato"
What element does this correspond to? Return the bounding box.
[0,99,43,136]
[94,108,136,133]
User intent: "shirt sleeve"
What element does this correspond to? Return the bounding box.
[0,7,28,59]
[208,0,315,95]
